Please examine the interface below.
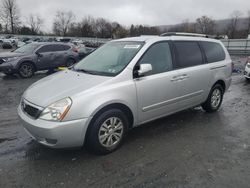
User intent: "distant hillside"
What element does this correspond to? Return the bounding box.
[156,18,249,33]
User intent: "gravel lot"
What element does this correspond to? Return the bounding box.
[0,52,250,188]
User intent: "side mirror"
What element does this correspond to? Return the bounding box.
[137,64,152,76]
[35,51,43,57]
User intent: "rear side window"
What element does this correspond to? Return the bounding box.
[37,45,54,53]
[174,41,203,68]
[54,44,71,51]
[201,41,225,63]
[37,44,70,53]
[62,45,71,51]
[139,42,173,75]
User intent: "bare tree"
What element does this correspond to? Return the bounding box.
[0,0,20,34]
[227,10,243,38]
[111,22,128,38]
[94,18,112,38]
[53,10,75,36]
[78,16,95,37]
[196,16,215,34]
[27,14,44,35]
[180,19,196,33]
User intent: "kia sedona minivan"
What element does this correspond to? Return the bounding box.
[18,33,232,154]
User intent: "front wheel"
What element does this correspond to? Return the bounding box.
[18,63,35,78]
[86,109,129,155]
[202,84,224,113]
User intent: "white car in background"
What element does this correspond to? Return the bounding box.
[244,56,250,81]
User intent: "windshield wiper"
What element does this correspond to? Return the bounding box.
[73,68,99,75]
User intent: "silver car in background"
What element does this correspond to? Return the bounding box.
[18,33,232,154]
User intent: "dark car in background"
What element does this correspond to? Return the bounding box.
[78,45,96,60]
[0,42,79,78]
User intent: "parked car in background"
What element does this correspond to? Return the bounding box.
[18,34,232,154]
[2,39,15,49]
[77,45,96,60]
[244,56,250,81]
[0,42,79,78]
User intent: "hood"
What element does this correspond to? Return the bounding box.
[0,52,26,58]
[23,70,112,107]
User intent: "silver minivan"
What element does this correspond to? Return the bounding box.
[18,33,232,154]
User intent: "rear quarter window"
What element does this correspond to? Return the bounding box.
[201,41,225,63]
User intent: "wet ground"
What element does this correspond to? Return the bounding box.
[0,57,250,188]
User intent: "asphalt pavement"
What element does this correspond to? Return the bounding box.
[0,56,250,188]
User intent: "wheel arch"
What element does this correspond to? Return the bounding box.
[212,80,226,93]
[84,103,135,145]
[18,60,37,71]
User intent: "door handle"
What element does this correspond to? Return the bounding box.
[171,75,189,82]
[171,76,180,82]
[179,75,189,80]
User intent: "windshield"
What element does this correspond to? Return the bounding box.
[73,41,144,76]
[14,43,41,53]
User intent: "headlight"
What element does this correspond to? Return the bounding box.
[3,57,19,62]
[39,98,72,121]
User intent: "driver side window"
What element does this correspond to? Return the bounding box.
[139,42,173,75]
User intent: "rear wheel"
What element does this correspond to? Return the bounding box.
[86,109,129,155]
[202,84,224,113]
[18,62,35,78]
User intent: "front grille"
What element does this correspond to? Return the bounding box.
[22,100,41,119]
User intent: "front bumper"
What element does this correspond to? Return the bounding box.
[0,63,15,73]
[17,105,90,148]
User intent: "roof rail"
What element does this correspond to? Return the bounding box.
[160,32,209,38]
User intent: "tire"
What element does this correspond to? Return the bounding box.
[18,62,35,78]
[202,84,224,113]
[245,77,250,82]
[86,109,129,155]
[66,59,75,67]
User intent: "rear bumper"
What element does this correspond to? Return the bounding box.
[225,77,232,91]
[17,105,90,148]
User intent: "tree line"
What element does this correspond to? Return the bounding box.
[0,0,250,39]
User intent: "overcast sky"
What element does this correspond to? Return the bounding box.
[17,0,250,31]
